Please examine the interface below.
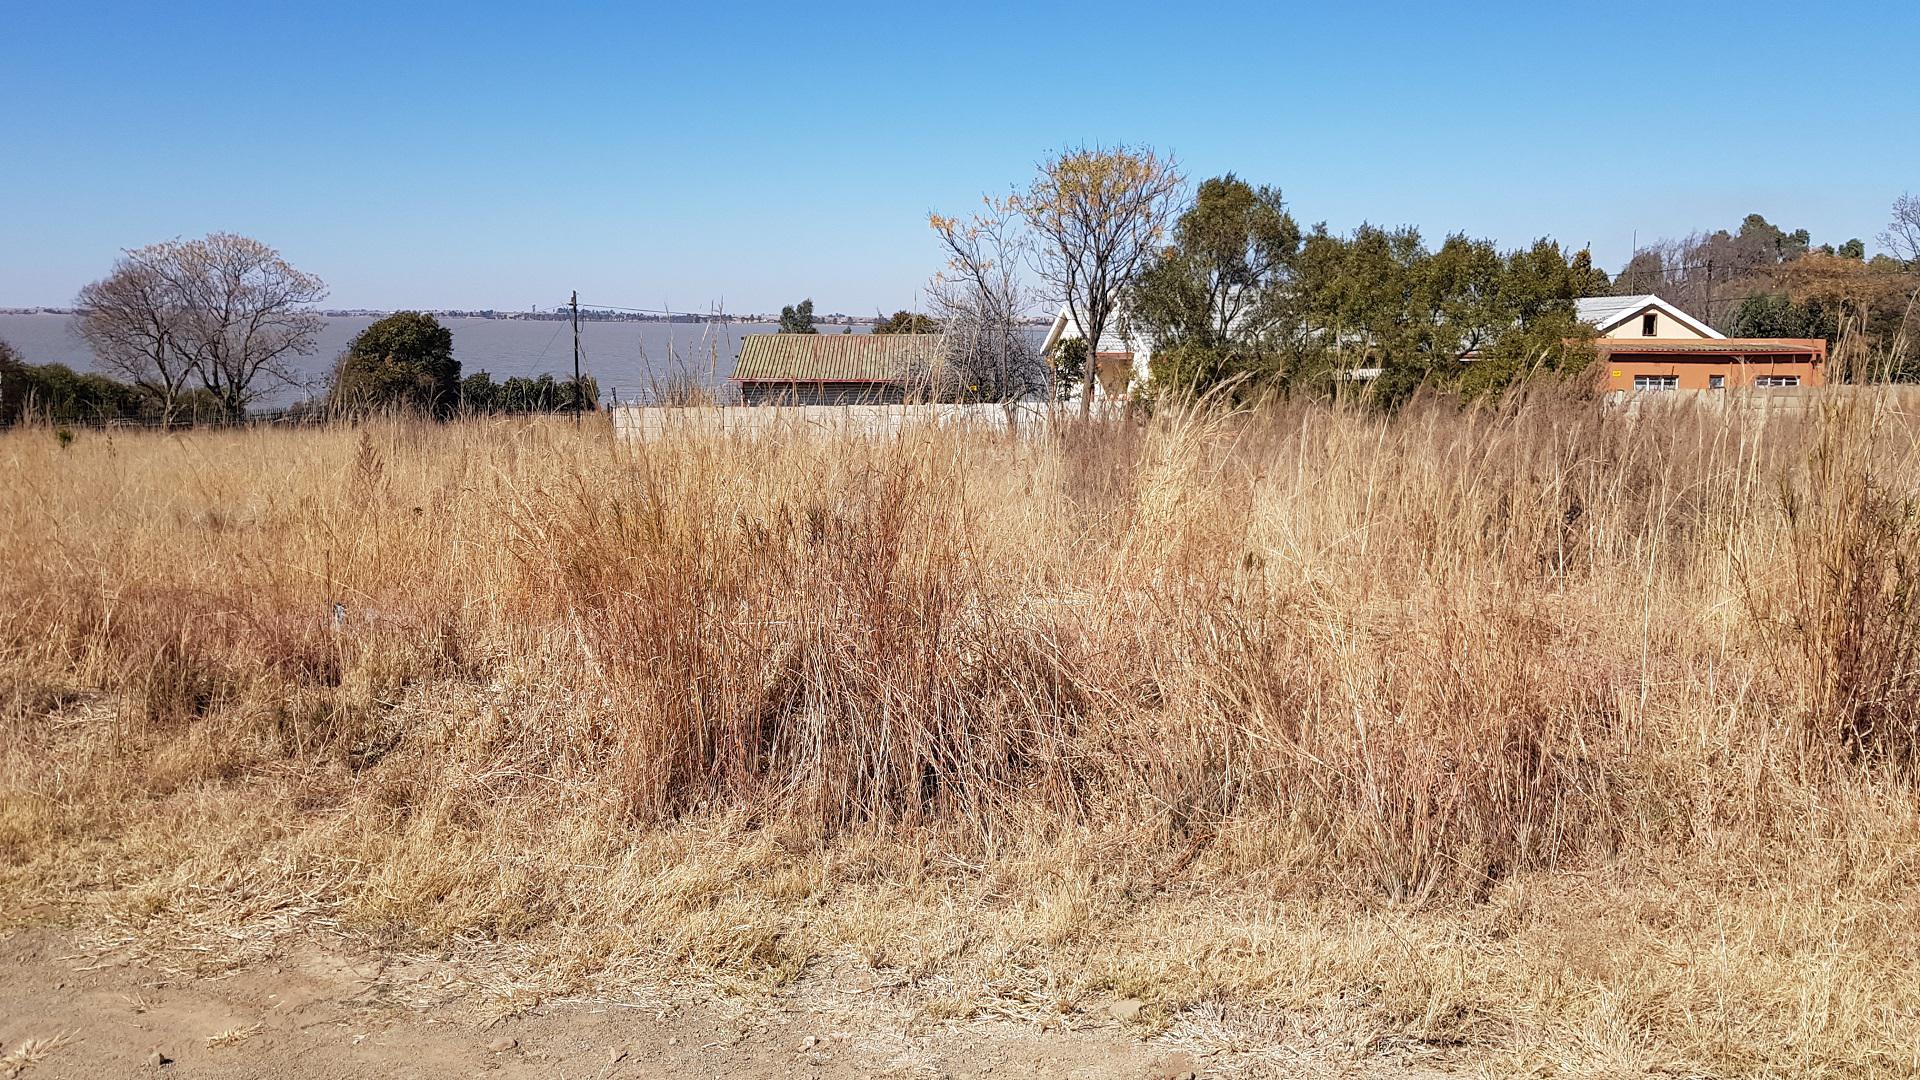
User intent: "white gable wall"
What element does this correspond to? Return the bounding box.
[1042,308,1156,392]
[1598,304,1710,340]
[1575,294,1724,340]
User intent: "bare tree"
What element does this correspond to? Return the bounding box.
[74,260,196,423]
[928,199,1047,408]
[1879,194,1920,363]
[1014,145,1183,416]
[1884,193,1920,268]
[74,234,326,421]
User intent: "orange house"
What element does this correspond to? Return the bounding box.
[1595,338,1827,393]
[1573,294,1825,393]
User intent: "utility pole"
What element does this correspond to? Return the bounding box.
[1703,259,1713,329]
[570,290,581,424]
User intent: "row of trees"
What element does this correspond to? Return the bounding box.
[1126,177,1609,401]
[0,339,219,425]
[3,316,599,424]
[926,146,1610,409]
[924,146,1920,406]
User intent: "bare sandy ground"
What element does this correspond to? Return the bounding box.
[0,927,1301,1080]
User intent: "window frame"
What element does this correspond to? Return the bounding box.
[1641,312,1658,336]
[1632,374,1680,392]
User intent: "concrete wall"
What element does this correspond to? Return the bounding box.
[610,402,1060,441]
[1604,384,1848,418]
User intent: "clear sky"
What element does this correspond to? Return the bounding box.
[4,1,1916,313]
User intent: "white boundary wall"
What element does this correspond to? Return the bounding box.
[610,402,1062,440]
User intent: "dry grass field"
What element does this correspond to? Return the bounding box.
[6,390,1920,1077]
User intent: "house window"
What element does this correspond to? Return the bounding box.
[1633,374,1679,391]
[1709,374,1726,389]
[1755,375,1801,387]
[1641,313,1658,336]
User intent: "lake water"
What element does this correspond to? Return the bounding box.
[0,313,863,408]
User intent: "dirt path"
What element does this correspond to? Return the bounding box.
[0,928,1239,1080]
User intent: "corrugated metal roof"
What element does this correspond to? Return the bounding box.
[1575,294,1725,339]
[1574,295,1653,326]
[733,333,943,383]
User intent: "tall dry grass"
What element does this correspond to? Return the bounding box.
[5,391,1920,1075]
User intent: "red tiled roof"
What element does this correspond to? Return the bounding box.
[1593,338,1825,356]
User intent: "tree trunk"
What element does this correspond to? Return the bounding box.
[1079,316,1097,420]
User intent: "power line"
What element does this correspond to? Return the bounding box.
[572,301,749,318]
[1627,260,1791,277]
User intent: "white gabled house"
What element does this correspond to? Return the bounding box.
[1039,308,1156,400]
[1573,294,1827,394]
[1573,294,1724,340]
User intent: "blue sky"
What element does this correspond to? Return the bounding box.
[4,1,1916,313]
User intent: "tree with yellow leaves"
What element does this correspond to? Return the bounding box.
[1013,145,1183,416]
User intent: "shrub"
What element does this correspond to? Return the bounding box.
[330,312,460,417]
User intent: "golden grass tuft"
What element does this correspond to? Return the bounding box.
[0,1034,73,1078]
[6,393,1920,1075]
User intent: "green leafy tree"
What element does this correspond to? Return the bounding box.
[1457,310,1598,398]
[778,299,818,334]
[1051,337,1088,393]
[1731,294,1838,340]
[1287,222,1444,400]
[460,371,498,411]
[1277,227,1599,402]
[1447,240,1597,398]
[872,310,940,334]
[1569,248,1610,294]
[330,311,459,416]
[1736,213,1810,263]
[1128,175,1299,398]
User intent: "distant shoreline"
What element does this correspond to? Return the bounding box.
[0,307,1056,326]
[0,306,838,324]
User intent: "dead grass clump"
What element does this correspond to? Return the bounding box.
[542,444,1091,827]
[1767,395,1920,761]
